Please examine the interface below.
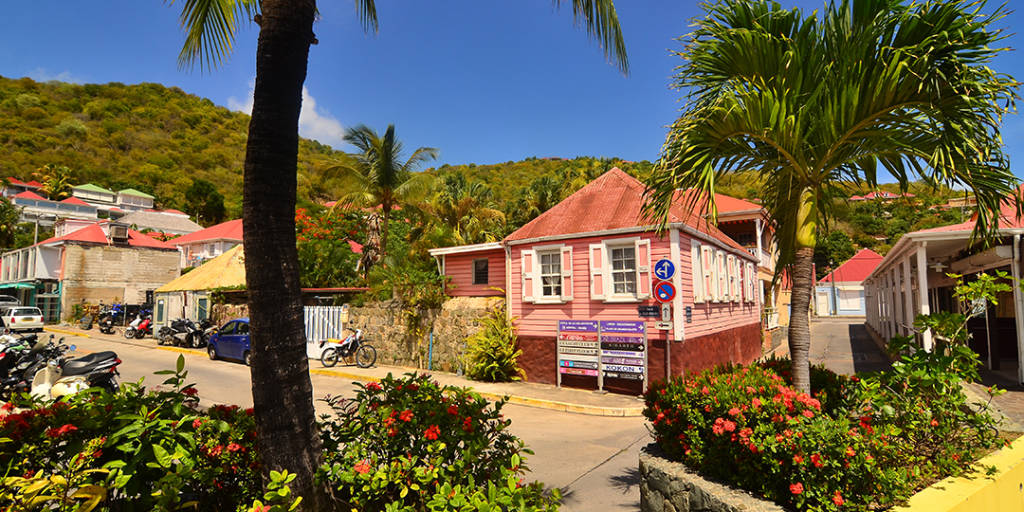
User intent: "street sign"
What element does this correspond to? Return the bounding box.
[655,321,672,330]
[637,305,660,318]
[654,281,676,303]
[653,259,675,280]
[661,303,671,322]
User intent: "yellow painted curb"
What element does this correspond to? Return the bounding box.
[895,436,1024,511]
[308,368,644,417]
[155,346,206,356]
[45,326,90,338]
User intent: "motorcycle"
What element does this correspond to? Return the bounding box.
[158,318,206,348]
[123,310,153,339]
[0,334,37,397]
[319,327,376,368]
[29,344,121,398]
[97,303,125,335]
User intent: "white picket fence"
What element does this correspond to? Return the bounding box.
[303,305,348,359]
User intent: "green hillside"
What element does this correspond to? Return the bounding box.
[0,76,346,217]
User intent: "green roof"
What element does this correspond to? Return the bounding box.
[73,183,115,195]
[118,188,155,199]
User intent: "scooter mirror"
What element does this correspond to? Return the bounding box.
[68,345,77,351]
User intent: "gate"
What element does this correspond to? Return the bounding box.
[303,305,348,359]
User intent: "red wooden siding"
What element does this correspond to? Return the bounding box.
[443,249,506,297]
[508,231,759,340]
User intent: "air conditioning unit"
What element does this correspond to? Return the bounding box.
[108,223,129,244]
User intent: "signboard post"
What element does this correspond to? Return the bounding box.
[557,320,601,390]
[599,320,648,392]
[654,281,676,303]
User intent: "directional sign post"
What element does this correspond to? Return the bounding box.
[654,281,676,303]
[653,258,675,281]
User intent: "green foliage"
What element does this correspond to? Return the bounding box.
[0,76,348,216]
[464,303,525,382]
[295,207,363,288]
[0,197,21,249]
[184,178,226,225]
[242,470,302,512]
[813,231,856,279]
[317,373,558,511]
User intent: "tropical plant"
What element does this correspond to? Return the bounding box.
[32,164,73,200]
[184,178,227,225]
[329,124,438,262]
[416,174,505,248]
[464,302,525,382]
[170,0,627,506]
[646,0,1021,392]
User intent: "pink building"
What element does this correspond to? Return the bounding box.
[432,169,762,394]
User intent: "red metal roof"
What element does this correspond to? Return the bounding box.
[674,189,764,215]
[24,180,43,188]
[818,249,884,284]
[504,168,749,252]
[13,190,46,200]
[5,177,23,186]
[60,196,91,206]
[171,218,244,245]
[37,222,174,249]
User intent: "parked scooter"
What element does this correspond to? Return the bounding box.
[158,318,206,348]
[319,328,377,368]
[123,309,153,339]
[29,344,121,398]
[97,303,125,335]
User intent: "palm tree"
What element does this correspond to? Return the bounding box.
[32,164,72,200]
[171,0,627,505]
[330,124,437,263]
[646,0,1019,392]
[418,174,506,246]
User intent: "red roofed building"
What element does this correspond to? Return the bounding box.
[0,220,179,321]
[1,177,41,199]
[850,190,916,202]
[171,218,244,268]
[814,249,883,316]
[430,168,762,393]
[10,189,99,226]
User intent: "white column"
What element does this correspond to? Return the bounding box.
[903,256,914,336]
[755,218,764,267]
[1012,235,1024,384]
[916,245,932,351]
[892,266,903,336]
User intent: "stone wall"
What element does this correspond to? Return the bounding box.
[209,297,503,371]
[61,244,180,319]
[639,444,785,512]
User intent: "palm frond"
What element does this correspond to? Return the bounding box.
[554,0,629,74]
[169,0,259,70]
[355,0,379,33]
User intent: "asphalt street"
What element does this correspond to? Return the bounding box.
[53,330,647,511]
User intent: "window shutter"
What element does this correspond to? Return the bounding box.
[726,255,736,302]
[521,249,536,303]
[635,239,652,299]
[746,262,756,303]
[716,251,726,302]
[691,241,704,303]
[589,243,605,300]
[560,245,574,302]
[701,246,713,302]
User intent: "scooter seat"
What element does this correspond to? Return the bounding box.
[63,351,118,376]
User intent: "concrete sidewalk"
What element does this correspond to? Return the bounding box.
[46,325,647,417]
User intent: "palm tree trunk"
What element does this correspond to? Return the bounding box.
[380,203,390,261]
[788,245,814,392]
[242,0,326,508]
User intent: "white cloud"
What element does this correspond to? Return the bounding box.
[27,68,84,84]
[228,82,345,148]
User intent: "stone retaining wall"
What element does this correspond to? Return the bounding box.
[639,444,786,512]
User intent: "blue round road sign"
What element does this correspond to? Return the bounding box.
[654,258,675,280]
[654,281,676,303]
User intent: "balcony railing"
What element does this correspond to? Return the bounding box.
[745,247,773,268]
[13,198,97,217]
[762,307,781,330]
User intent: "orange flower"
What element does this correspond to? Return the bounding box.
[789,482,804,495]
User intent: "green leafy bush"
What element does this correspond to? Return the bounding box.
[464,303,525,382]
[318,372,559,511]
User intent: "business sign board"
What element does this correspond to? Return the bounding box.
[557,319,648,392]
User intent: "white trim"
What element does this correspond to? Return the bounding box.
[670,229,684,341]
[428,241,503,257]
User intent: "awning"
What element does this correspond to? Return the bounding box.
[0,283,36,289]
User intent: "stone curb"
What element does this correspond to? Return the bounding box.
[45,326,90,338]
[310,368,645,417]
[155,346,207,356]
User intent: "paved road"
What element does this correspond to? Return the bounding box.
[809,318,891,374]
[53,330,647,511]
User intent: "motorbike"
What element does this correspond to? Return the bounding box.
[158,318,207,348]
[97,303,125,335]
[0,334,37,397]
[29,344,121,398]
[319,327,376,368]
[123,310,153,339]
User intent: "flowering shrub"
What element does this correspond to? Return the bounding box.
[318,372,559,511]
[645,356,1002,511]
[0,356,262,511]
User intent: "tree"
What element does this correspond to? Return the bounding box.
[184,178,227,225]
[646,0,1019,392]
[32,164,72,200]
[330,124,438,263]
[0,198,21,249]
[417,174,506,247]
[814,231,856,280]
[172,0,628,506]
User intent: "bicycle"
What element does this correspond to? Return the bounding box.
[319,327,376,369]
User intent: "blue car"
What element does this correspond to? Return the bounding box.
[207,318,251,365]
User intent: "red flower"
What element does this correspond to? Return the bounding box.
[700,386,710,395]
[723,420,736,432]
[793,454,804,464]
[192,418,203,429]
[789,482,804,495]
[810,453,824,468]
[407,383,419,392]
[227,442,243,452]
[832,491,844,506]
[399,410,413,422]
[845,446,856,457]
[46,424,78,438]
[424,425,440,440]
[365,381,382,391]
[751,398,762,409]
[354,460,371,474]
[181,386,198,397]
[447,405,459,416]
[930,418,939,427]
[728,407,741,417]
[1,402,13,412]
[462,417,473,433]
[802,409,814,419]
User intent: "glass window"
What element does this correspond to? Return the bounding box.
[156,299,165,323]
[473,259,488,285]
[610,246,637,294]
[237,322,250,335]
[197,298,208,320]
[539,251,561,297]
[219,321,237,335]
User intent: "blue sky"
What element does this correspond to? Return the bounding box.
[2,1,1024,177]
